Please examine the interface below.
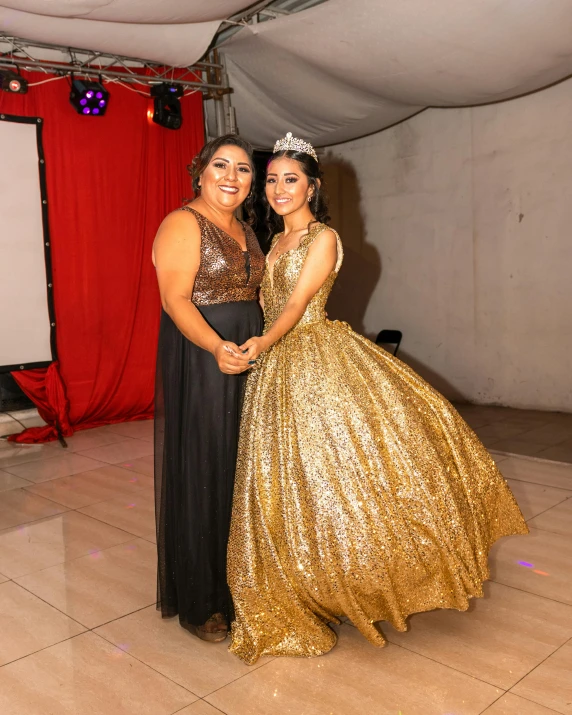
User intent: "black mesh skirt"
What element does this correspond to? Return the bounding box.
[154,300,263,628]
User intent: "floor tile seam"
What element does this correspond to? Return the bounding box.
[2,530,140,578]
[88,601,157,633]
[526,523,572,537]
[499,476,572,492]
[201,653,279,700]
[488,578,572,608]
[105,425,153,436]
[15,462,152,492]
[0,630,88,671]
[8,486,107,513]
[493,452,572,467]
[255,623,509,695]
[477,689,506,714]
[521,525,570,537]
[0,515,138,573]
[0,626,196,707]
[524,496,572,524]
[347,587,572,681]
[505,637,572,703]
[0,415,20,424]
[173,700,228,715]
[73,435,143,448]
[73,501,156,539]
[482,580,572,611]
[489,427,566,441]
[478,692,561,714]
[477,431,544,441]
[0,448,90,472]
[0,505,73,534]
[0,486,151,533]
[353,632,510,693]
[2,579,87,632]
[387,632,570,693]
[27,485,151,514]
[10,534,148,585]
[73,439,154,461]
[91,625,202,700]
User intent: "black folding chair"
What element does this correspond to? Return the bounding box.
[375,329,402,356]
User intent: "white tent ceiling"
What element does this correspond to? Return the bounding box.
[0,1,252,66]
[221,0,572,147]
[2,0,572,147]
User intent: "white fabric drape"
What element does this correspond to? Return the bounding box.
[2,0,572,144]
[0,1,253,66]
[220,0,572,146]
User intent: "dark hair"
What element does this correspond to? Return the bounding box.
[186,134,256,223]
[264,150,330,238]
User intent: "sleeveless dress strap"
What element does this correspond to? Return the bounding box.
[181,205,249,240]
[180,205,201,217]
[299,224,344,273]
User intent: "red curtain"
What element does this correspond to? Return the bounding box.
[1,72,204,442]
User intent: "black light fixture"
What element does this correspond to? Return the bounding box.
[69,77,109,116]
[151,83,183,130]
[0,69,28,94]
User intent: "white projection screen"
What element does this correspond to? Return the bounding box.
[0,115,54,372]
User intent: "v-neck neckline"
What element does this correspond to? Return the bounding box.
[266,229,313,289]
[187,206,249,253]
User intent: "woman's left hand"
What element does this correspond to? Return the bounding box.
[240,336,270,363]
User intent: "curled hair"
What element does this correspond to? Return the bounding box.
[186,134,256,223]
[264,150,330,238]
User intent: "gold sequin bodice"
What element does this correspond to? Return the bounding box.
[262,224,343,332]
[181,206,265,306]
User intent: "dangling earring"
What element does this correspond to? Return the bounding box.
[308,195,312,202]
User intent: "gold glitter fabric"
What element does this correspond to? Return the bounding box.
[181,207,265,306]
[227,224,529,665]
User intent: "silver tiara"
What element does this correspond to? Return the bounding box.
[273,131,318,162]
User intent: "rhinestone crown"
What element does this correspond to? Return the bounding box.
[273,131,318,162]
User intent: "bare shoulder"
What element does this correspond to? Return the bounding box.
[156,208,200,243]
[153,208,201,267]
[309,226,338,250]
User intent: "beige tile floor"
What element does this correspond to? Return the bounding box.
[0,408,570,714]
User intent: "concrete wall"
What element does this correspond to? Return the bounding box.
[323,79,572,411]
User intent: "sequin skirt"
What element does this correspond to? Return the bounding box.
[227,319,528,664]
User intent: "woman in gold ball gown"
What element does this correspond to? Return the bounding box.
[227,133,528,665]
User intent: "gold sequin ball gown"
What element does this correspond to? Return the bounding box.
[227,223,528,665]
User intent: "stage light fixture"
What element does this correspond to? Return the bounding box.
[0,69,28,94]
[150,83,183,130]
[70,79,109,116]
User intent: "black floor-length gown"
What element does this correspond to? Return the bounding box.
[154,206,264,629]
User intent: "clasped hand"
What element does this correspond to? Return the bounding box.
[213,336,268,374]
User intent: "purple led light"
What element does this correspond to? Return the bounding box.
[86,90,94,99]
[80,98,88,106]
[96,91,103,99]
[93,108,100,115]
[82,107,91,115]
[99,99,106,107]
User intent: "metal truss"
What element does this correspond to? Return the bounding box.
[214,0,327,46]
[0,34,226,94]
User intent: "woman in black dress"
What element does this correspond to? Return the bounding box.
[152,135,265,642]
